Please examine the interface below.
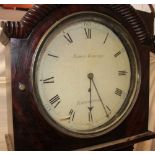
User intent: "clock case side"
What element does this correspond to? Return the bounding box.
[3,4,155,150]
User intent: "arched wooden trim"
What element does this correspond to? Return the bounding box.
[105,5,155,52]
[106,5,149,44]
[1,4,62,38]
[1,4,154,49]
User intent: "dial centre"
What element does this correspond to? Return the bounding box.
[87,73,94,79]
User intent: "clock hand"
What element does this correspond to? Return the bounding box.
[87,73,94,122]
[89,73,109,118]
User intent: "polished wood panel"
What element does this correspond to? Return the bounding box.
[77,131,155,150]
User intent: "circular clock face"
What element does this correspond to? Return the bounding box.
[32,12,140,138]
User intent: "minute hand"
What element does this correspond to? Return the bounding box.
[91,78,109,118]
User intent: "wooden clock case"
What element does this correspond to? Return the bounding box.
[2,4,155,150]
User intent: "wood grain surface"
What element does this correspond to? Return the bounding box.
[0,8,25,151]
[0,4,155,151]
[9,5,151,150]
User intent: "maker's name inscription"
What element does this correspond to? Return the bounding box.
[73,54,104,58]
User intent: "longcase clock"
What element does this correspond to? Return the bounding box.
[1,4,155,150]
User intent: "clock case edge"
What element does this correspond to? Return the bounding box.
[3,4,155,150]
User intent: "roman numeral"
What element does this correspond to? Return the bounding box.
[69,109,75,121]
[114,51,121,57]
[63,33,73,43]
[103,33,109,44]
[105,105,111,118]
[40,77,54,83]
[88,107,93,122]
[88,112,93,122]
[115,88,123,96]
[106,105,111,112]
[118,71,128,76]
[49,95,61,108]
[84,28,91,39]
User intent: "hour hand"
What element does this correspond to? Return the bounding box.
[87,73,94,122]
[88,106,93,122]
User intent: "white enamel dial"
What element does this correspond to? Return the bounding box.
[32,13,140,137]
